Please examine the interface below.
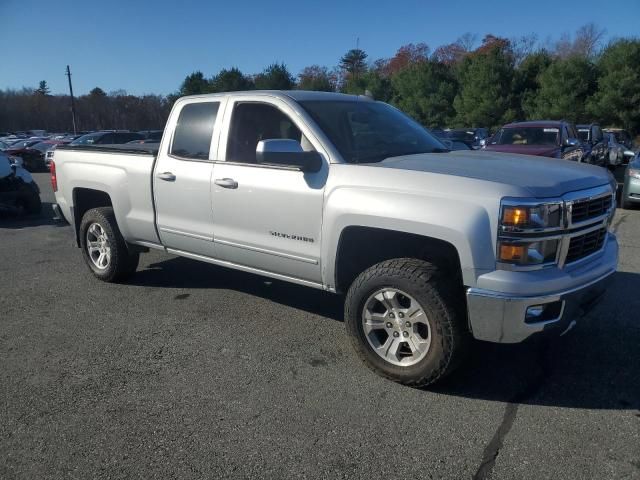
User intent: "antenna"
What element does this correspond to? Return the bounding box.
[65,65,78,135]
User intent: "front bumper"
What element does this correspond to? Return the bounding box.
[466,235,617,343]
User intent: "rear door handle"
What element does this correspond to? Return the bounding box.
[157,172,176,181]
[214,178,238,189]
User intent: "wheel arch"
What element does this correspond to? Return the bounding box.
[72,187,114,246]
[333,226,463,294]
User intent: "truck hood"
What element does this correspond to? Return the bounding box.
[370,150,611,198]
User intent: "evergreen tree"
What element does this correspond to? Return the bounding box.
[254,63,295,90]
[212,68,254,92]
[528,56,596,123]
[453,44,515,128]
[588,39,640,131]
[391,61,457,127]
[36,80,50,95]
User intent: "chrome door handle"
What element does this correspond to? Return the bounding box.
[214,178,238,189]
[157,172,176,181]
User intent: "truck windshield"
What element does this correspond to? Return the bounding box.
[494,127,559,146]
[298,100,448,163]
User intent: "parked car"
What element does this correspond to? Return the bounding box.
[605,132,626,169]
[0,151,41,215]
[483,120,585,161]
[137,130,163,141]
[443,128,490,149]
[439,138,472,151]
[4,140,51,171]
[69,131,144,146]
[576,124,608,167]
[51,91,618,387]
[620,153,640,209]
[604,128,634,150]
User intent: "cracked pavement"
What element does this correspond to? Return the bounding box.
[1,173,639,479]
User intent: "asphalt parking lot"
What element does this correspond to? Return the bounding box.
[1,173,639,479]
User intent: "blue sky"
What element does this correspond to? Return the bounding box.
[1,0,638,96]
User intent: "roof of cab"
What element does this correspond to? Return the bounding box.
[179,90,370,103]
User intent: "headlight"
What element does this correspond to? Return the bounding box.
[498,199,564,268]
[497,239,559,265]
[628,168,640,180]
[500,202,563,231]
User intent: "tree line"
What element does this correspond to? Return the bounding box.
[1,24,638,135]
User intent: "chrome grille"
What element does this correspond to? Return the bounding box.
[566,228,607,264]
[571,195,611,224]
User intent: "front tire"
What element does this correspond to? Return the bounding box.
[345,258,470,387]
[79,207,139,282]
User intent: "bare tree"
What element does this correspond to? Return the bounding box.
[574,23,607,58]
[456,32,478,52]
[511,34,539,66]
[553,23,606,59]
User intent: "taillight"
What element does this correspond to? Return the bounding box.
[50,160,58,192]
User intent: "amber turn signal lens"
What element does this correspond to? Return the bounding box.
[499,244,525,262]
[502,207,529,226]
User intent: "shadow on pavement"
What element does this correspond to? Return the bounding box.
[130,255,345,322]
[131,256,639,410]
[433,270,640,410]
[0,202,61,229]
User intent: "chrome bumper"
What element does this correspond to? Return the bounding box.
[466,269,615,343]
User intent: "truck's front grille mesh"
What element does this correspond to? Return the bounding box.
[571,196,610,224]
[566,228,607,264]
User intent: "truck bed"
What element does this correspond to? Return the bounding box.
[53,143,160,245]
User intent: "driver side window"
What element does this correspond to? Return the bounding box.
[226,102,312,164]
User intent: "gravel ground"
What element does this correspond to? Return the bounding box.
[1,173,638,479]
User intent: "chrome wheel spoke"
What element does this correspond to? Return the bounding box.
[377,337,400,361]
[376,290,401,312]
[408,334,429,355]
[407,304,425,320]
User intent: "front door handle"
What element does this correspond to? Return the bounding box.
[157,172,176,181]
[215,178,238,189]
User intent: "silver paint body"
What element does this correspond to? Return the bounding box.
[53,91,619,343]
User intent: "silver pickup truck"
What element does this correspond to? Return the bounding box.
[51,91,618,386]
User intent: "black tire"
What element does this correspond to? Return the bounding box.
[344,258,470,387]
[79,207,139,282]
[15,181,42,214]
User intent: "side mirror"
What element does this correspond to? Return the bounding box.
[256,139,322,173]
[565,138,580,148]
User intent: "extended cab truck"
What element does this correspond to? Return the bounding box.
[51,91,619,387]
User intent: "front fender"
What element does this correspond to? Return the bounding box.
[321,187,497,289]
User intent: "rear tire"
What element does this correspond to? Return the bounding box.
[344,258,470,387]
[79,207,139,282]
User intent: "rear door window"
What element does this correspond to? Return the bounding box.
[171,102,220,160]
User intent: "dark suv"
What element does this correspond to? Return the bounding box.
[443,128,490,149]
[576,124,608,168]
[483,120,585,162]
[70,131,144,146]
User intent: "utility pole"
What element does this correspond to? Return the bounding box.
[65,65,77,134]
